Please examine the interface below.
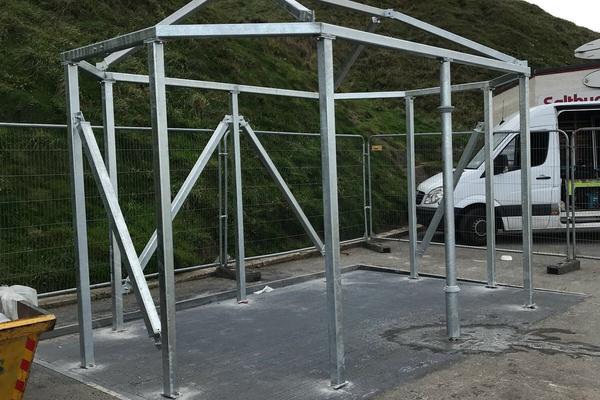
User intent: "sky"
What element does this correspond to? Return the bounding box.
[524,0,600,32]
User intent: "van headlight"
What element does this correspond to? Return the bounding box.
[423,187,443,205]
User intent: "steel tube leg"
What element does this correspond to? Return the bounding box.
[102,80,124,331]
[440,59,460,340]
[148,40,178,399]
[231,92,247,303]
[483,87,497,289]
[405,96,419,280]
[317,35,346,388]
[66,63,95,368]
[519,74,535,309]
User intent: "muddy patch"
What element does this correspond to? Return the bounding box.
[383,324,600,358]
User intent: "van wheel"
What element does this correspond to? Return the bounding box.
[459,208,488,246]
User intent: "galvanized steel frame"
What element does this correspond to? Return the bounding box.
[63,0,532,395]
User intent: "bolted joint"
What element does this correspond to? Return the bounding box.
[318,33,336,41]
[438,105,455,114]
[144,38,164,45]
[439,57,452,64]
[444,285,460,294]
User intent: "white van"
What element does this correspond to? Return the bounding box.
[416,102,600,245]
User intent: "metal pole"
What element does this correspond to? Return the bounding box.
[405,96,419,279]
[361,139,369,239]
[483,87,497,288]
[317,34,346,388]
[218,140,224,267]
[101,80,124,331]
[65,63,95,368]
[439,59,460,340]
[367,136,374,238]
[230,92,247,303]
[148,40,178,399]
[519,74,535,309]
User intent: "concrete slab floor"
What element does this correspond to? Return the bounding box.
[35,270,584,400]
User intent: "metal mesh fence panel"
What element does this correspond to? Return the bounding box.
[368,132,473,239]
[0,124,366,294]
[231,132,366,258]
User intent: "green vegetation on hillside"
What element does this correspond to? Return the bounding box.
[0,0,597,292]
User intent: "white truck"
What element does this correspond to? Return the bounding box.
[416,101,600,245]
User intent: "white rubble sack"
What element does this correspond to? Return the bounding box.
[0,313,10,323]
[0,285,38,321]
[255,286,274,295]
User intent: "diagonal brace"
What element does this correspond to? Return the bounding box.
[416,129,481,259]
[275,0,314,22]
[241,118,325,254]
[98,0,216,69]
[137,117,231,271]
[334,17,380,90]
[77,119,161,341]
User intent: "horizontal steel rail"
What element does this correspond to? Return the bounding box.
[62,22,530,75]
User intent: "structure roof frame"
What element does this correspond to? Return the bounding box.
[62,22,529,76]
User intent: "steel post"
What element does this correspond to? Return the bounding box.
[439,59,460,340]
[366,137,374,238]
[361,140,369,239]
[218,140,227,267]
[230,92,247,303]
[405,96,419,279]
[148,40,178,398]
[65,63,95,368]
[519,75,535,309]
[317,35,346,388]
[101,80,125,331]
[483,87,497,288]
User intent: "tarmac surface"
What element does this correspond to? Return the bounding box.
[26,238,600,399]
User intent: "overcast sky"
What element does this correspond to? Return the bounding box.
[524,0,600,32]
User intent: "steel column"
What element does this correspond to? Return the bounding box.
[65,63,95,368]
[405,97,419,279]
[101,80,124,331]
[483,87,497,288]
[439,59,460,340]
[148,40,178,398]
[230,92,247,303]
[317,35,346,388]
[519,75,535,309]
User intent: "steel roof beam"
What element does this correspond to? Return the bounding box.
[314,0,520,64]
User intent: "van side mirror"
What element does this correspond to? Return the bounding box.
[494,154,509,175]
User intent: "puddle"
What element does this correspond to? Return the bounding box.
[383,324,600,358]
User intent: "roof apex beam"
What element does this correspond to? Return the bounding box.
[275,0,315,22]
[98,0,216,70]
[314,0,522,65]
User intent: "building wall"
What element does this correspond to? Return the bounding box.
[493,67,600,124]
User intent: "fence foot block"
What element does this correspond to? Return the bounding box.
[214,266,261,282]
[546,259,581,275]
[363,240,391,254]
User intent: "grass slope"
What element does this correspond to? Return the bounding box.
[0,0,597,291]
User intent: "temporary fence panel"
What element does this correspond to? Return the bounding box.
[233,132,366,259]
[0,124,367,295]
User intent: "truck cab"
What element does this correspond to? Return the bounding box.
[416,102,600,245]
